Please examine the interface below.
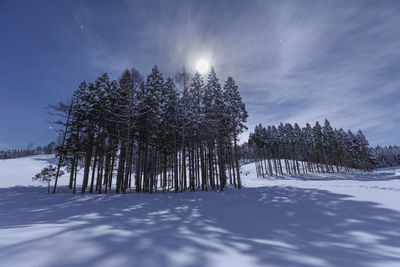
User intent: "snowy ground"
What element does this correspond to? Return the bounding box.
[0,155,400,267]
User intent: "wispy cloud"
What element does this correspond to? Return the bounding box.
[66,0,400,145]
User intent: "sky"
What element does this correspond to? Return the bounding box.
[0,0,400,149]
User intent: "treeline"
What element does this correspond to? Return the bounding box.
[248,119,374,177]
[371,146,400,168]
[51,66,247,194]
[0,142,57,159]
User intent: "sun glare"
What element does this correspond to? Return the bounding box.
[196,59,210,74]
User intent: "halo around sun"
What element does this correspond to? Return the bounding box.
[196,59,210,74]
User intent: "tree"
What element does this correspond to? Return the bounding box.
[223,76,248,188]
[52,99,73,194]
[33,165,64,193]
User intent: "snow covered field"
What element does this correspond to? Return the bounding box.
[1,155,400,267]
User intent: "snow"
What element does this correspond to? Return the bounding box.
[0,154,59,188]
[0,155,400,267]
[241,163,400,212]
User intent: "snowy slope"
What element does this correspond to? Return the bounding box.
[0,154,81,188]
[0,154,57,187]
[0,156,400,267]
[242,162,400,212]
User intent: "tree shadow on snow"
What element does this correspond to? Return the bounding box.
[276,170,400,182]
[0,186,400,267]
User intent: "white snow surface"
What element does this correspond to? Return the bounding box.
[0,155,400,267]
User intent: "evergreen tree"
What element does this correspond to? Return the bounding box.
[223,76,248,188]
[33,165,64,193]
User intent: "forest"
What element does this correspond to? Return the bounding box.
[372,145,400,168]
[0,142,57,159]
[247,120,374,177]
[50,66,248,194]
[42,66,392,194]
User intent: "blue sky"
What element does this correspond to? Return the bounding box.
[1,0,399,149]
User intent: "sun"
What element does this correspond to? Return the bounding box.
[196,59,210,74]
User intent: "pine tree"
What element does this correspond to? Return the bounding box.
[33,165,64,193]
[223,76,248,188]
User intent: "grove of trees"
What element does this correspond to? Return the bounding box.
[371,145,400,168]
[248,119,374,177]
[0,142,57,159]
[51,66,248,194]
